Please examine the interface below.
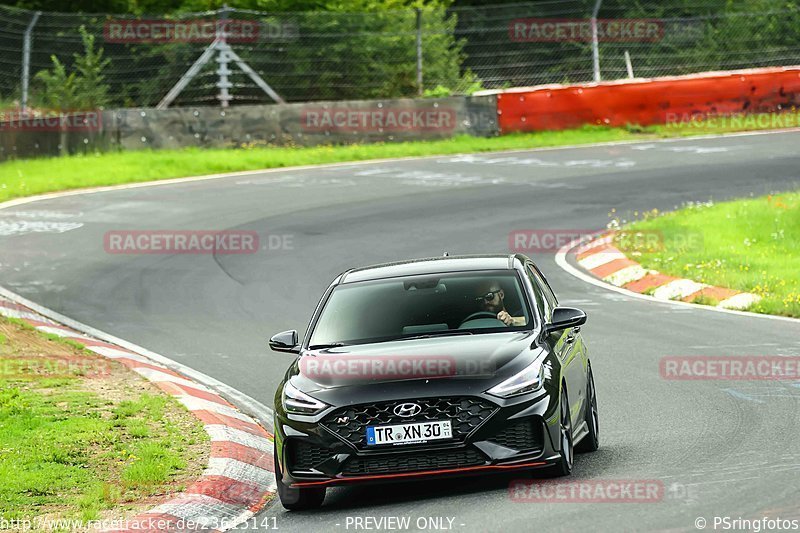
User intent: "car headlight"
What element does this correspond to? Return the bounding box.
[282,381,329,415]
[486,361,545,398]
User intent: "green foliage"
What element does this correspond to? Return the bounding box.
[73,27,112,109]
[0,319,209,520]
[423,85,452,97]
[34,56,79,111]
[620,191,800,317]
[33,26,111,111]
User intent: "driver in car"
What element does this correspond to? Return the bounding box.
[474,281,526,327]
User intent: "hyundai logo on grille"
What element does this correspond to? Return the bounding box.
[393,402,422,417]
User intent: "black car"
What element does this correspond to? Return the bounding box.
[270,254,599,510]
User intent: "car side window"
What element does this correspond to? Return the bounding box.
[525,265,550,320]
[527,264,560,315]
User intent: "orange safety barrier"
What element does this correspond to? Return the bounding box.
[495,66,800,133]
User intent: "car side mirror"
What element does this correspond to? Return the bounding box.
[544,307,587,334]
[269,330,300,354]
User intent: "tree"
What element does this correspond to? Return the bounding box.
[73,26,112,109]
[33,25,111,110]
[34,56,79,111]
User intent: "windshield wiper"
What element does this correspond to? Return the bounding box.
[398,331,474,341]
[307,342,347,350]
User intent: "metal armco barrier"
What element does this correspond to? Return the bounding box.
[493,66,800,133]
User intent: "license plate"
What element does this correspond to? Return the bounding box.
[366,420,452,446]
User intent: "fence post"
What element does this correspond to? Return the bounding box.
[591,0,602,82]
[216,5,233,108]
[416,7,423,96]
[624,50,634,78]
[21,10,41,112]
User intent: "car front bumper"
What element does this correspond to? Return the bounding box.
[274,391,561,488]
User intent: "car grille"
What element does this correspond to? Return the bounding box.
[289,440,332,471]
[342,447,486,475]
[487,419,544,452]
[321,397,497,449]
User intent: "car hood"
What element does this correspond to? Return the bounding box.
[289,331,545,403]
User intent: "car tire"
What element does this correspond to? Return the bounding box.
[275,447,326,511]
[575,365,599,453]
[545,388,573,477]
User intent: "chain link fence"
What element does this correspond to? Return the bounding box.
[1,0,800,109]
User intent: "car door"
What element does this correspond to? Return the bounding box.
[526,263,586,425]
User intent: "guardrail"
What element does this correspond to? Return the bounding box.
[2,65,800,160]
[491,66,800,132]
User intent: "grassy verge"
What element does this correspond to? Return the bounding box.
[614,191,800,317]
[1,113,797,204]
[0,317,209,523]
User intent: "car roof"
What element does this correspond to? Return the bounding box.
[339,254,527,283]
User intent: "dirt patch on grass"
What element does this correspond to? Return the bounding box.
[0,318,209,527]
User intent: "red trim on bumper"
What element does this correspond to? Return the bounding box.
[290,460,549,487]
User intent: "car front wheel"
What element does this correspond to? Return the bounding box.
[545,388,573,477]
[275,447,325,511]
[576,365,599,453]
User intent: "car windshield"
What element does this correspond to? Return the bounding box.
[308,270,533,347]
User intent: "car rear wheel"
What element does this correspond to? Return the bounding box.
[545,388,573,477]
[576,365,599,453]
[275,447,325,511]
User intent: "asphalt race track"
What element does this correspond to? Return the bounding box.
[2,131,800,532]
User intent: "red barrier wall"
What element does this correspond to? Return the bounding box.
[495,67,800,133]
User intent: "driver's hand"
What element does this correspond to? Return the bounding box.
[497,311,514,326]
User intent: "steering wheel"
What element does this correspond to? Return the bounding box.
[459,311,506,328]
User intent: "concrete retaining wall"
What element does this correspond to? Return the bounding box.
[0,96,499,160]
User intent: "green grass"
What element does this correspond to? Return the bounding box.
[0,321,208,522]
[615,191,800,317]
[1,112,797,204]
